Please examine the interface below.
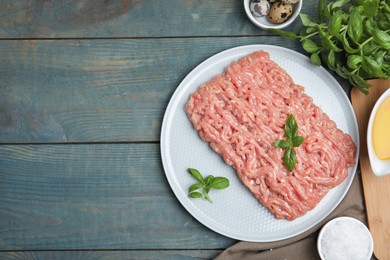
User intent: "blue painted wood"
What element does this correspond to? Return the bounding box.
[0,144,234,250]
[0,250,222,259]
[0,0,318,38]
[0,37,313,143]
[0,1,344,258]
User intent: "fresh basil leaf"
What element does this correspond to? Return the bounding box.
[274,115,304,172]
[363,19,376,36]
[319,28,342,52]
[306,27,318,34]
[204,175,215,186]
[335,63,351,78]
[285,114,298,139]
[378,12,390,30]
[328,10,343,37]
[384,2,390,12]
[356,5,365,15]
[347,7,363,44]
[188,183,203,193]
[384,12,390,25]
[374,50,386,66]
[347,55,363,69]
[341,12,349,23]
[292,136,305,147]
[385,53,390,62]
[324,3,333,20]
[328,38,342,52]
[383,58,390,74]
[300,13,318,27]
[327,49,336,70]
[269,0,387,94]
[271,29,299,39]
[341,32,360,54]
[187,168,204,183]
[284,149,296,172]
[357,66,371,79]
[318,0,326,21]
[211,177,230,190]
[187,168,229,203]
[331,0,350,9]
[273,139,291,149]
[373,29,390,50]
[299,28,308,37]
[363,0,379,17]
[188,192,202,198]
[335,65,346,78]
[362,42,381,56]
[310,52,322,66]
[320,52,331,70]
[302,39,322,53]
[350,74,371,94]
[362,56,385,77]
[204,192,212,203]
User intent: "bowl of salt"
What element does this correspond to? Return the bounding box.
[317,217,373,260]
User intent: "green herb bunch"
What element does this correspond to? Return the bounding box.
[273,115,305,172]
[186,168,229,203]
[274,0,390,93]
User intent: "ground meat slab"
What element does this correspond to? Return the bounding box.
[185,51,357,220]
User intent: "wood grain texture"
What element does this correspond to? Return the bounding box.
[0,144,234,250]
[0,0,318,38]
[0,250,222,260]
[351,79,390,260]
[0,37,306,143]
[0,1,355,257]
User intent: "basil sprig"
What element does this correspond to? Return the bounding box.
[187,168,229,203]
[272,0,390,94]
[273,115,305,172]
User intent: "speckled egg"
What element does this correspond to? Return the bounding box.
[281,0,299,4]
[250,0,270,17]
[267,1,293,24]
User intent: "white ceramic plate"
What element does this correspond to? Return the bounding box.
[160,45,359,242]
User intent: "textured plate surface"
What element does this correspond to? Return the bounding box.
[160,45,359,242]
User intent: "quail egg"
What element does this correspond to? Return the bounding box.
[250,0,270,16]
[268,1,293,24]
[281,0,299,4]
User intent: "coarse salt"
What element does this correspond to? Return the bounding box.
[317,217,373,260]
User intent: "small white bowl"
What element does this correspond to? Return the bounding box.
[317,217,373,260]
[367,88,390,176]
[244,0,302,29]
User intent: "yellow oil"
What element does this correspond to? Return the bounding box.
[372,96,390,160]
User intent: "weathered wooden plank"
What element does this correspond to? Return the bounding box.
[0,144,234,250]
[0,0,317,38]
[0,37,311,143]
[0,250,223,260]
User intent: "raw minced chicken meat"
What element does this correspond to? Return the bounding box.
[185,50,357,220]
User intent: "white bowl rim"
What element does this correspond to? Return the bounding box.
[367,88,390,176]
[317,216,374,260]
[243,0,303,29]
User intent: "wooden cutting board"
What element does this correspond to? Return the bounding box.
[350,79,390,260]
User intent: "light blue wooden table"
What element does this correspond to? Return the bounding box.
[0,1,351,259]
